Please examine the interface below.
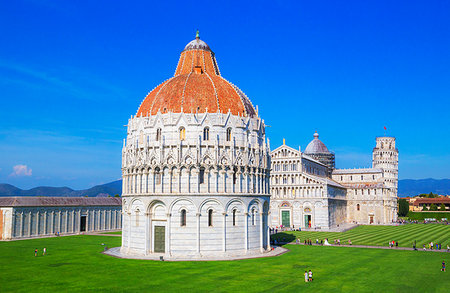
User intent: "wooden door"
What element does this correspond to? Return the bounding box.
[154,226,165,253]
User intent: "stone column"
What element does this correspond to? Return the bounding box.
[127,212,132,253]
[50,211,54,234]
[28,211,32,237]
[71,210,75,233]
[220,170,226,193]
[222,212,227,252]
[168,170,173,193]
[213,169,219,193]
[244,212,248,251]
[11,212,16,238]
[237,171,242,193]
[149,170,155,193]
[20,212,23,237]
[66,210,69,233]
[43,211,47,235]
[259,212,264,252]
[148,212,153,253]
[267,213,271,250]
[205,169,211,193]
[244,171,249,194]
[103,209,106,231]
[196,213,201,253]
[166,213,171,256]
[144,212,149,255]
[227,169,234,193]
[36,211,40,236]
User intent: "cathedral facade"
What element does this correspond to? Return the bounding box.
[121,33,271,258]
[270,133,398,230]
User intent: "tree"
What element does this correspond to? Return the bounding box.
[429,204,438,211]
[398,199,409,217]
[422,205,428,211]
[440,203,446,211]
[114,194,120,198]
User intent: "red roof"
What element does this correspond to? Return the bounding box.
[413,198,450,206]
[137,36,256,118]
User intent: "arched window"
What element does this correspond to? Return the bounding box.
[203,127,209,141]
[357,204,360,211]
[155,169,161,185]
[179,127,186,141]
[135,209,140,227]
[226,128,232,141]
[156,128,162,141]
[180,209,186,226]
[208,209,213,227]
[199,168,205,184]
[251,209,255,225]
[232,209,237,226]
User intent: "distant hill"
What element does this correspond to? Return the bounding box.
[0,180,122,197]
[398,179,450,197]
[0,178,448,197]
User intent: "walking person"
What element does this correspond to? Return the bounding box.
[304,271,309,282]
[395,241,398,248]
[34,249,38,257]
[43,247,46,256]
[442,261,446,272]
[308,270,313,282]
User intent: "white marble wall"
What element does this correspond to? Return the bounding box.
[0,206,122,240]
[121,195,270,256]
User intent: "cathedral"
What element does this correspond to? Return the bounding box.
[121,32,271,258]
[270,133,398,230]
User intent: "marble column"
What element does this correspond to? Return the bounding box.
[244,212,248,251]
[196,213,201,253]
[166,213,171,256]
[259,212,264,252]
[222,212,227,252]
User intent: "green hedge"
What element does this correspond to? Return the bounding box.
[407,211,449,221]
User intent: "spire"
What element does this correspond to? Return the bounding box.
[196,30,200,39]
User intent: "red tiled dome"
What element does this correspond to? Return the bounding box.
[137,34,256,117]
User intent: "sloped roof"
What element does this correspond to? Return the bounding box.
[0,197,122,207]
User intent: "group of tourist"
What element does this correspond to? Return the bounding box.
[389,241,399,248]
[295,238,352,246]
[304,270,313,282]
[34,247,46,256]
[422,242,447,251]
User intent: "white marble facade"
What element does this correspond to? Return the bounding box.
[270,135,398,230]
[121,112,271,257]
[0,197,122,240]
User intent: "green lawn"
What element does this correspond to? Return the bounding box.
[99,231,122,235]
[272,224,450,248]
[0,234,449,292]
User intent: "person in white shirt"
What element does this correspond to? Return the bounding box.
[308,270,313,282]
[304,271,308,282]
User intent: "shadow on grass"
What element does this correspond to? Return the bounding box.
[271,232,296,244]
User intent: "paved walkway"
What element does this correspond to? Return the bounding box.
[288,242,450,253]
[103,246,288,261]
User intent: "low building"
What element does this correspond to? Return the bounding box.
[410,197,450,211]
[0,197,122,240]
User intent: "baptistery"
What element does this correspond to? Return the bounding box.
[121,32,271,258]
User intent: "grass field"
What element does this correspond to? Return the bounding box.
[0,232,449,292]
[99,231,122,235]
[272,224,450,248]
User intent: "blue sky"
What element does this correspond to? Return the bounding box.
[0,0,449,189]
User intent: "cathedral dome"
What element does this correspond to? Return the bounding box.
[304,132,331,154]
[137,33,256,118]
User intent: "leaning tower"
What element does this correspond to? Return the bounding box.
[372,137,398,193]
